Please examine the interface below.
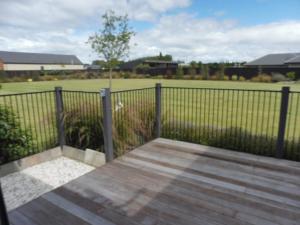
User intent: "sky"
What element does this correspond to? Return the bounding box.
[0,0,300,64]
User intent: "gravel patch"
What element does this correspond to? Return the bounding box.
[0,157,95,211]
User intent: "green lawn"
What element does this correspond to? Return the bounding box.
[0,79,299,161]
[1,79,300,94]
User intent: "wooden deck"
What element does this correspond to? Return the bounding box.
[8,138,300,225]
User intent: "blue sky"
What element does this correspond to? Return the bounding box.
[0,0,299,63]
[188,0,300,25]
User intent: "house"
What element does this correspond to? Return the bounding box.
[246,53,300,68]
[0,51,84,71]
[119,57,179,70]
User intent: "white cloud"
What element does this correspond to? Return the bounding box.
[131,14,300,62]
[0,1,299,64]
[0,0,191,63]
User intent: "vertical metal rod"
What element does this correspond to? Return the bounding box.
[0,183,9,225]
[276,86,290,158]
[155,83,162,138]
[101,88,114,162]
[55,87,65,149]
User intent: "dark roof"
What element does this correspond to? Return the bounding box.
[119,57,178,70]
[0,51,83,65]
[285,55,300,64]
[246,53,300,66]
[144,60,178,64]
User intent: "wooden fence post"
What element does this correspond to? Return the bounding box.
[155,83,162,138]
[276,86,290,158]
[101,88,114,162]
[55,87,65,149]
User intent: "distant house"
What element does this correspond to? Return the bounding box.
[246,53,300,68]
[0,51,84,71]
[120,57,179,70]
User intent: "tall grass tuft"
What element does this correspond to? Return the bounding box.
[63,100,156,157]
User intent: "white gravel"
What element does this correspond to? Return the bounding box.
[0,157,95,211]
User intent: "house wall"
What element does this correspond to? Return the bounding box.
[3,63,84,71]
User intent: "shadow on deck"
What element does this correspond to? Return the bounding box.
[8,138,300,225]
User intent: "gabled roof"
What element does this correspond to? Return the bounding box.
[0,51,83,65]
[285,55,300,64]
[246,53,300,66]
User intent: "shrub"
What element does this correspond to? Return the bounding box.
[209,75,218,80]
[271,73,288,82]
[0,106,33,164]
[251,74,272,83]
[231,75,238,81]
[10,76,27,82]
[286,72,296,81]
[223,75,230,81]
[123,72,130,79]
[239,76,246,81]
[195,75,204,80]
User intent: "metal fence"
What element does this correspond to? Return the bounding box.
[62,90,104,152]
[0,91,57,164]
[111,87,156,155]
[161,86,300,161]
[0,85,299,166]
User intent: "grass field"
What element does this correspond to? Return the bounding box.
[0,79,299,162]
[1,79,300,94]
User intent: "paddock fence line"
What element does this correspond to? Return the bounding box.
[0,84,299,165]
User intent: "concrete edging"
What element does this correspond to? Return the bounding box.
[0,146,105,177]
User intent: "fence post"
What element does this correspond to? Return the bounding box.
[276,86,290,158]
[55,87,65,149]
[101,88,114,162]
[155,83,162,138]
[0,183,9,225]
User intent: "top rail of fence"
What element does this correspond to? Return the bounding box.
[63,90,99,94]
[0,90,54,97]
[162,86,284,92]
[0,86,298,97]
[112,87,155,93]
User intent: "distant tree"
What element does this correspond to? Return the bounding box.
[176,66,184,79]
[218,63,225,80]
[201,64,209,80]
[159,52,163,60]
[197,61,203,68]
[190,61,198,68]
[88,10,135,89]
[151,53,172,62]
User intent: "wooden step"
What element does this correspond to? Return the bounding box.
[151,138,300,174]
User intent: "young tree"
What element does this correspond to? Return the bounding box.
[88,10,135,89]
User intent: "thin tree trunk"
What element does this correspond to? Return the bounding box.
[109,67,112,90]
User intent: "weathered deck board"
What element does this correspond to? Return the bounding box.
[8,138,300,225]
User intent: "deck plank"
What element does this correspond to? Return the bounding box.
[8,138,300,225]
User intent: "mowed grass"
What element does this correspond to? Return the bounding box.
[1,79,300,94]
[0,79,299,157]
